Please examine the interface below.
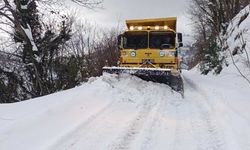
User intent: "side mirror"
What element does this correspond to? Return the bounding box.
[177,33,182,43]
[179,42,183,47]
[177,33,183,47]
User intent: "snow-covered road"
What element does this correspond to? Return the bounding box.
[52,73,250,150]
[51,74,182,150]
[1,71,250,150]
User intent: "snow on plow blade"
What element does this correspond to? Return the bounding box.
[103,67,184,95]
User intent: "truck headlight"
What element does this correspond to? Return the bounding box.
[121,51,127,57]
[168,51,176,57]
[159,51,165,57]
[130,51,136,57]
[138,26,143,30]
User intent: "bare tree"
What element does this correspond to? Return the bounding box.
[0,0,103,102]
[70,0,103,9]
[188,0,250,74]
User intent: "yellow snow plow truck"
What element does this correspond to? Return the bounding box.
[103,17,184,94]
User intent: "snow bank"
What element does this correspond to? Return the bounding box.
[222,5,250,77]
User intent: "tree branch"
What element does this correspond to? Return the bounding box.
[71,0,103,9]
[226,40,250,84]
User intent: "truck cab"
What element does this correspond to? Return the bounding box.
[118,17,183,71]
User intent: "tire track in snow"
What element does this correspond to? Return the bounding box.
[139,110,160,150]
[172,99,193,150]
[184,76,226,150]
[138,87,194,150]
[139,92,171,150]
[185,74,250,150]
[110,86,183,150]
[107,76,174,150]
[197,81,250,150]
[190,101,225,150]
[52,75,162,150]
[215,93,250,150]
[140,92,187,150]
[109,99,155,150]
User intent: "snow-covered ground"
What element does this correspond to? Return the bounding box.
[0,69,250,150]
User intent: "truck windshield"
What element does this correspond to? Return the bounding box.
[123,31,148,49]
[149,31,175,49]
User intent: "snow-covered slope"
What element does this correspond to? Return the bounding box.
[222,5,250,79]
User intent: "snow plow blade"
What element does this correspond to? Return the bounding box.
[103,67,184,94]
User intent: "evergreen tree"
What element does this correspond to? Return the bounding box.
[199,38,224,74]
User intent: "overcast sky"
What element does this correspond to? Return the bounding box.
[68,0,192,34]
